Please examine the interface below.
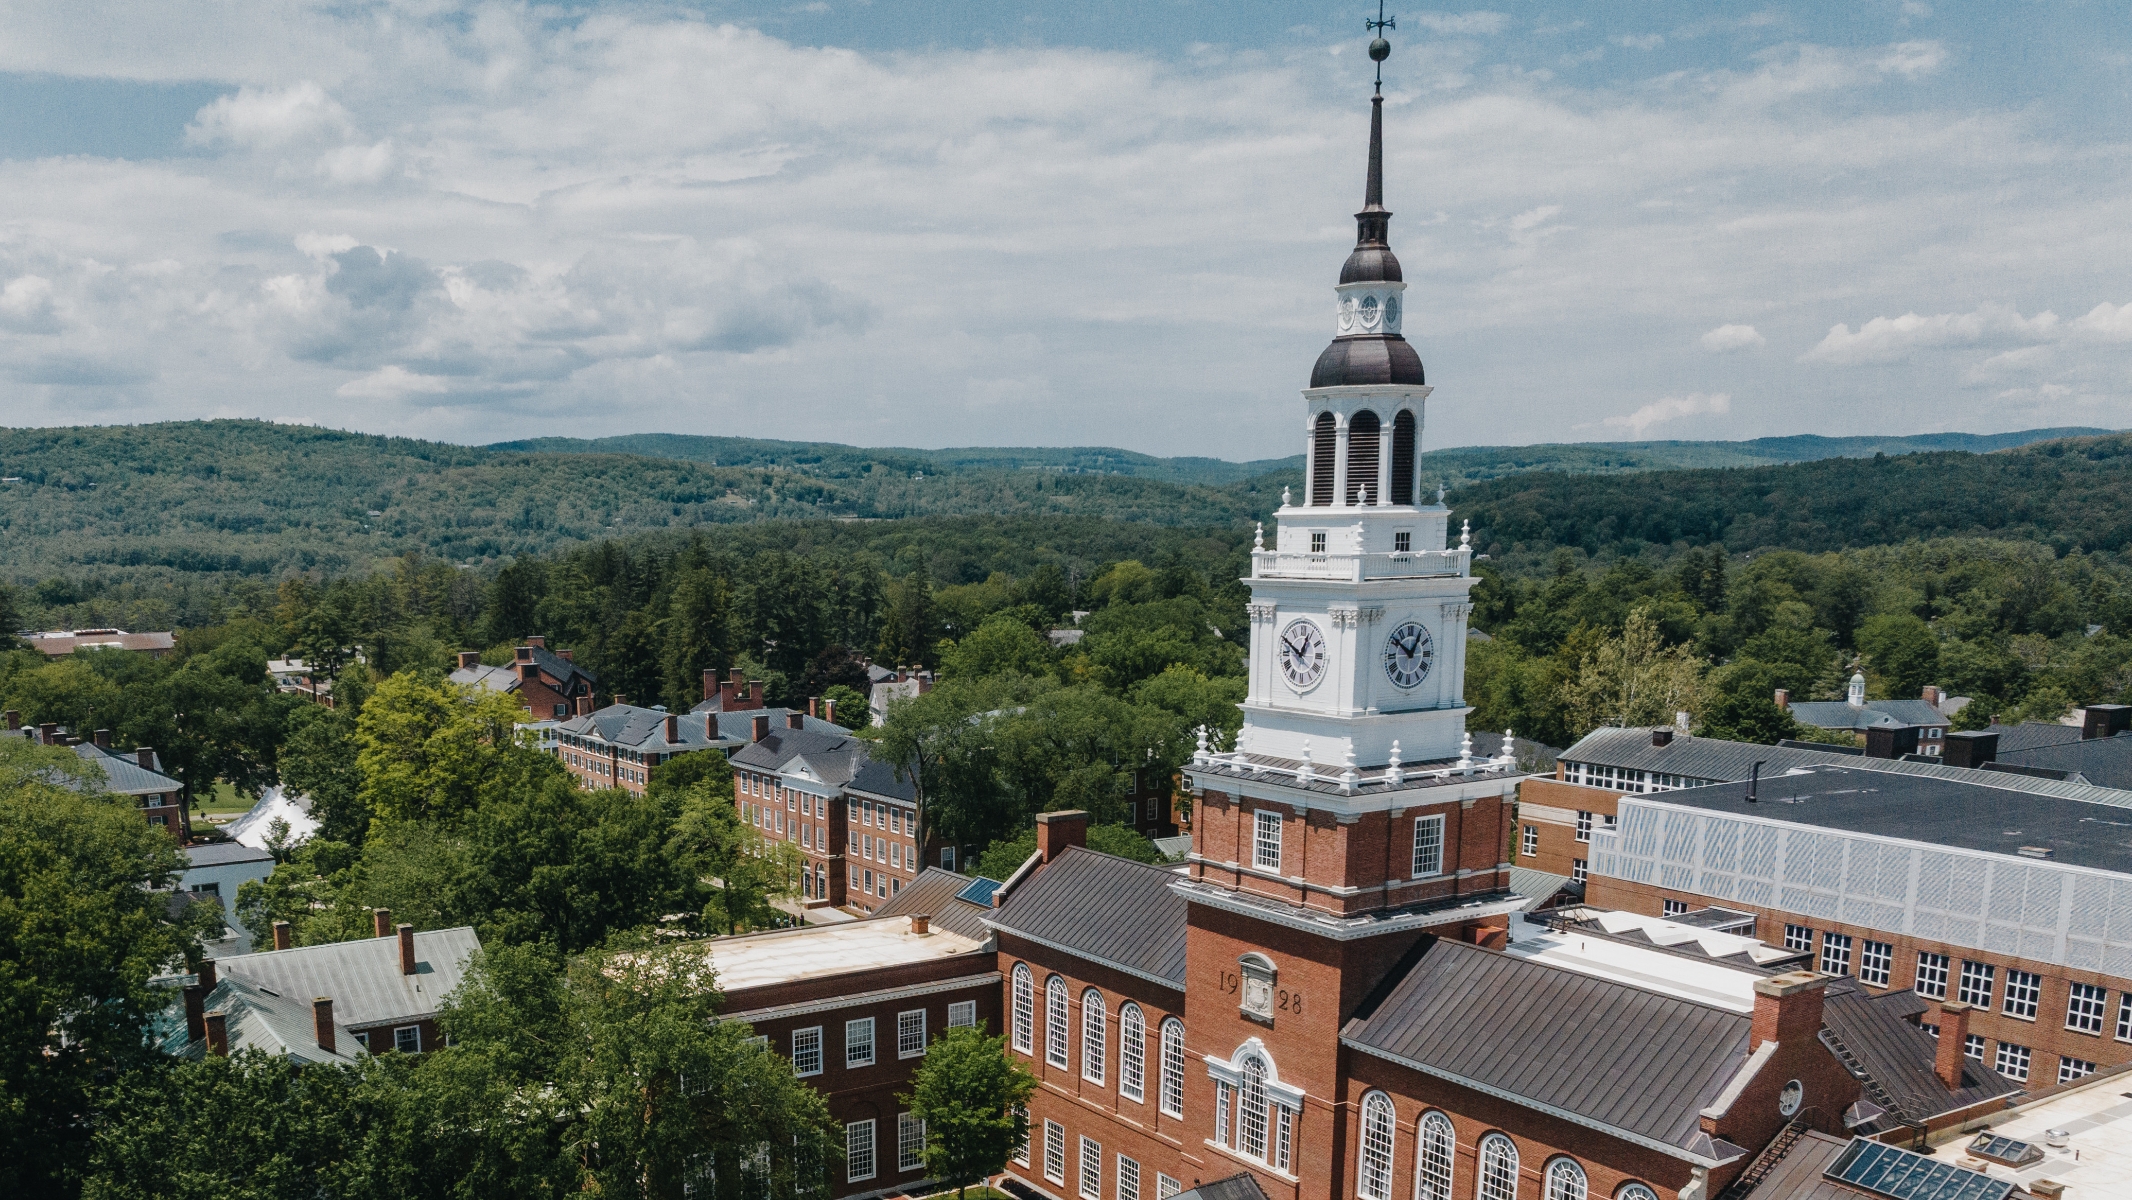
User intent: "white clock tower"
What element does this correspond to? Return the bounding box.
[1229,82,1484,775]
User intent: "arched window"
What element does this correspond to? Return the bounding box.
[1391,410,1417,506]
[1044,976,1069,1069]
[1238,1058,1269,1159]
[1010,964,1034,1053]
[1357,1092,1396,1200]
[1081,990,1106,1084]
[1415,1111,1454,1200]
[1614,1187,1658,1200]
[1310,412,1336,506]
[1478,1134,1519,1200]
[1119,1004,1147,1102]
[1544,1159,1586,1200]
[1346,410,1381,505]
[1159,1019,1185,1117]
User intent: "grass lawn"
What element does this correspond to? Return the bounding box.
[194,782,255,819]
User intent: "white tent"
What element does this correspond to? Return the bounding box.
[225,786,319,851]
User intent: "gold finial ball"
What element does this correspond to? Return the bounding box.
[1368,37,1391,62]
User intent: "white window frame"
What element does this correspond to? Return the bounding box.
[898,1111,927,1173]
[1416,1110,1454,1200]
[1412,813,1445,878]
[1662,899,1688,918]
[1253,809,1282,871]
[1118,1003,1146,1102]
[1157,1176,1180,1200]
[1082,990,1106,1085]
[2004,969,2041,1020]
[1520,825,1538,857]
[2067,982,2106,1035]
[1357,1091,1395,1200]
[1117,1154,1141,1200]
[1959,960,1995,1008]
[2118,993,2132,1042]
[1820,932,1853,977]
[1045,975,1070,1069]
[1478,1132,1519,1200]
[1013,1104,1030,1167]
[1964,1033,1986,1059]
[1860,940,1893,988]
[1238,1058,1269,1160]
[1916,952,1949,1000]
[2059,1055,2096,1084]
[1544,1157,1587,1200]
[1571,858,1587,884]
[1012,964,1034,1053]
[792,1025,823,1077]
[1043,1120,1066,1185]
[1783,923,1813,952]
[1078,1136,1102,1200]
[1994,1041,2031,1082]
[949,1000,978,1029]
[846,1017,875,1068]
[847,1119,877,1183]
[898,1008,927,1058]
[1159,1018,1185,1117]
[394,1025,421,1054]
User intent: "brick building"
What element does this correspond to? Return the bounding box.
[4,713,189,839]
[450,636,598,719]
[551,703,841,796]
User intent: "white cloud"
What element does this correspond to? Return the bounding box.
[1700,323,1765,352]
[338,365,451,397]
[2069,301,2132,342]
[1603,392,1732,437]
[1902,2,1934,17]
[1804,304,2061,365]
[1411,12,1511,36]
[186,81,350,148]
[1876,41,1947,78]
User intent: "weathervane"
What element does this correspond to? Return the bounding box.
[1366,0,1395,92]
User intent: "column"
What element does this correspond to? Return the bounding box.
[1333,416,1350,510]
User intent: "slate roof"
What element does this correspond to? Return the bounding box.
[874,867,996,941]
[555,703,841,755]
[1996,732,2132,789]
[1716,1130,1852,1200]
[448,662,521,693]
[1979,721,2085,753]
[1786,699,1949,731]
[1172,1175,1269,1200]
[1816,978,2021,1130]
[523,644,596,688]
[728,726,914,801]
[164,975,366,1065]
[988,846,1189,988]
[215,927,480,1030]
[1341,937,1752,1162]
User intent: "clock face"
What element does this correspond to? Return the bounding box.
[1278,619,1329,691]
[1383,621,1435,689]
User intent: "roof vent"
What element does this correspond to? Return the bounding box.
[1651,728,1674,747]
[2018,845,2055,859]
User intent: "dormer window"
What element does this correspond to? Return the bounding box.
[1239,954,1276,1020]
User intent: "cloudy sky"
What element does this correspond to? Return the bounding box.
[1,2,2128,459]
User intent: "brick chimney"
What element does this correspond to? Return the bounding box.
[373,908,392,938]
[613,694,627,708]
[313,997,336,1053]
[1942,730,1999,770]
[2,710,16,731]
[2081,704,2132,740]
[787,711,805,730]
[38,722,56,745]
[525,635,545,649]
[515,645,533,663]
[825,698,837,724]
[1921,685,1940,707]
[704,669,718,704]
[1749,970,1827,1052]
[1934,1001,1973,1089]
[910,914,931,936]
[1774,688,1789,710]
[204,1011,229,1056]
[1035,810,1089,863]
[183,972,211,1044]
[93,728,111,749]
[809,697,819,718]
[557,649,573,662]
[398,923,417,975]
[705,713,717,740]
[665,713,680,744]
[272,920,292,951]
[751,714,770,743]
[457,651,480,669]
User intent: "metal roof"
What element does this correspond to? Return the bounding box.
[72,742,181,796]
[988,847,1189,988]
[1995,732,2132,790]
[1984,721,2085,753]
[215,927,480,1030]
[183,842,275,868]
[1172,1175,1270,1200]
[1786,699,1949,731]
[1341,937,1752,1160]
[1817,978,2020,1128]
[1508,866,1573,912]
[164,975,365,1065]
[874,867,996,942]
[448,663,520,693]
[556,703,842,755]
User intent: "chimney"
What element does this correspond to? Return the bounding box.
[2,710,16,730]
[751,714,771,743]
[558,649,573,662]
[809,696,819,718]
[1035,810,1089,863]
[525,635,545,649]
[1774,688,1789,710]
[197,958,217,992]
[1652,728,1674,747]
[1942,730,1999,770]
[1921,684,1940,707]
[704,669,718,703]
[520,662,539,684]
[613,694,627,709]
[398,923,417,975]
[705,713,717,740]
[457,651,479,669]
[2081,704,2132,740]
[787,711,805,730]
[272,920,292,951]
[1864,725,1919,759]
[1749,970,1827,1052]
[665,713,679,744]
[1934,1001,1974,1089]
[373,908,392,938]
[204,1011,229,1056]
[93,728,111,749]
[515,645,533,663]
[909,914,932,936]
[313,997,336,1053]
[184,979,208,1044]
[38,722,56,745]
[825,698,837,724]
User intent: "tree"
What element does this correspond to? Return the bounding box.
[877,566,939,669]
[974,822,1165,880]
[1856,612,1940,699]
[900,1026,1036,1200]
[1566,608,1704,737]
[940,615,1055,681]
[1695,663,1804,746]
[279,703,365,843]
[822,683,871,729]
[355,671,526,826]
[662,568,737,713]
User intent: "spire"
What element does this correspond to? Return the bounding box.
[1356,92,1390,251]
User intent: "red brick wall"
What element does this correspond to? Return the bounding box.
[1512,778,1624,879]
[1188,788,1510,918]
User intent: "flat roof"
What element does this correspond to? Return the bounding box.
[1506,911,1771,1012]
[1636,765,2132,875]
[1956,1069,2132,1198]
[696,916,984,993]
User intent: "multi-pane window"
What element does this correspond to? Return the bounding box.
[1964,1033,1986,1059]
[1959,961,1996,1008]
[846,1018,876,1068]
[1159,1019,1185,1117]
[1357,1092,1395,1200]
[1274,1106,1292,1172]
[1012,964,1034,1052]
[395,1026,421,1053]
[949,1000,977,1029]
[1916,952,1950,1000]
[1860,940,1893,987]
[1478,1133,1519,1200]
[1662,899,1688,918]
[1119,1004,1146,1102]
[898,1009,927,1058]
[1118,1155,1141,1200]
[2120,994,2132,1042]
[1412,815,1444,877]
[846,1119,876,1182]
[1046,976,1070,1069]
[1521,825,1538,857]
[2004,970,2041,1020]
[1238,1059,1269,1160]
[792,1026,823,1077]
[1013,1105,1030,1166]
[1082,990,1107,1084]
[1995,1042,2031,1082]
[898,1112,926,1172]
[1545,1158,1588,1200]
[1253,809,1282,871]
[2067,983,2106,1034]
[1571,859,1587,884]
[2060,1056,2096,1083]
[1157,1177,1180,1200]
[1043,1121,1066,1185]
[1078,1136,1102,1200]
[1820,933,1853,977]
[1784,924,1813,952]
[1575,811,1592,843]
[1213,1082,1231,1147]
[1416,1112,1454,1200]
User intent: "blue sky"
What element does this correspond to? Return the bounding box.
[0,2,2126,459]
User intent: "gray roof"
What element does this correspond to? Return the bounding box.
[1508,866,1574,912]
[449,662,521,693]
[728,725,918,802]
[215,927,480,1030]
[164,975,365,1065]
[1996,732,2132,789]
[1786,699,1949,731]
[1172,1176,1268,1200]
[874,867,994,941]
[1985,721,2086,753]
[1341,938,1751,1160]
[1817,978,2020,1128]
[1721,1130,1852,1200]
[184,842,275,868]
[1191,748,1523,797]
[556,703,841,755]
[523,644,596,688]
[988,847,1188,988]
[72,742,182,796]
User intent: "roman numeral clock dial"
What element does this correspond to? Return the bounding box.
[1383,621,1434,689]
[1277,619,1328,691]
